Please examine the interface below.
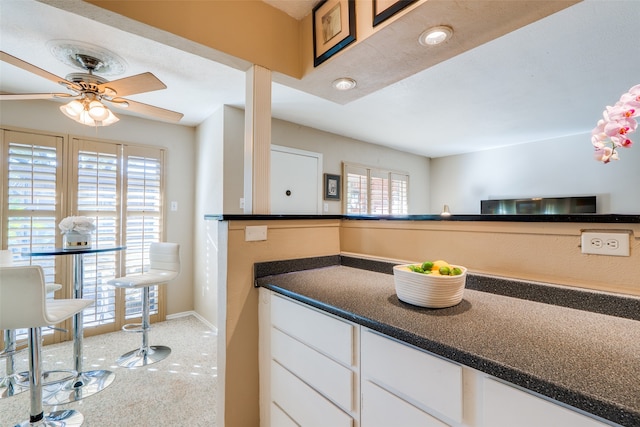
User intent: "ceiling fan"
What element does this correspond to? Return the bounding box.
[0,48,183,126]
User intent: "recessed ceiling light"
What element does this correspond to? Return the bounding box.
[418,26,453,46]
[332,77,357,91]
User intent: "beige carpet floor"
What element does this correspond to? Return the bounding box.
[0,315,217,426]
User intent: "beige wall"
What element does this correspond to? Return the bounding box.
[222,219,341,426]
[341,219,640,296]
[0,99,197,316]
[87,0,301,78]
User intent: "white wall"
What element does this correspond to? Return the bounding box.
[0,99,197,315]
[430,132,640,215]
[194,107,225,327]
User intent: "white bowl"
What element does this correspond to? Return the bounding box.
[393,264,467,308]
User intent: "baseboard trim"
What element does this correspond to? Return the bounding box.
[166,311,217,334]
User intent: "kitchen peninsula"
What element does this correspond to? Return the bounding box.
[255,255,640,426]
[205,214,640,427]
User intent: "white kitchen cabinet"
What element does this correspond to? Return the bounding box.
[259,289,358,427]
[271,326,354,410]
[259,288,619,427]
[272,361,353,427]
[270,291,354,366]
[362,379,450,427]
[483,377,613,427]
[270,402,299,427]
[361,328,463,425]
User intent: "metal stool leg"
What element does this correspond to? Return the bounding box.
[15,327,83,427]
[1,329,28,398]
[116,286,171,368]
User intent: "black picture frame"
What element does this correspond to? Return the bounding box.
[373,0,418,27]
[313,0,356,67]
[324,173,341,200]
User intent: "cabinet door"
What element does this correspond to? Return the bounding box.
[271,403,299,427]
[362,380,450,427]
[271,294,354,365]
[272,327,354,411]
[361,329,463,423]
[483,378,610,427]
[272,361,353,427]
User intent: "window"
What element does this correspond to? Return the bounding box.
[344,163,409,215]
[1,129,166,341]
[2,130,62,283]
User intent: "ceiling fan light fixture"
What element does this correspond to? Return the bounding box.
[88,100,109,121]
[419,26,453,46]
[60,99,84,118]
[60,98,119,126]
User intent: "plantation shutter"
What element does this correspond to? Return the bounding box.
[344,163,409,215]
[71,138,121,329]
[370,169,389,215]
[345,164,368,214]
[1,130,63,284]
[123,145,165,320]
[390,173,409,214]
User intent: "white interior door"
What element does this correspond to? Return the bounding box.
[271,146,322,214]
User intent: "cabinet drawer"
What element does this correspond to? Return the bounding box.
[272,327,354,411]
[483,378,609,427]
[271,294,354,366]
[271,360,353,427]
[361,329,463,423]
[271,403,298,427]
[362,380,450,427]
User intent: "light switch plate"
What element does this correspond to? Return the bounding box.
[245,225,267,241]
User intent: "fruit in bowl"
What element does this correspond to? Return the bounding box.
[393,260,467,308]
[406,259,463,276]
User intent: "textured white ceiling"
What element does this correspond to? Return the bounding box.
[1,0,639,158]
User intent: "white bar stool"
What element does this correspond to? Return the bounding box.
[108,242,180,368]
[0,250,63,399]
[0,265,93,426]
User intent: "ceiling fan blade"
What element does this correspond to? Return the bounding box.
[108,98,183,123]
[99,72,167,97]
[0,92,74,100]
[0,50,78,90]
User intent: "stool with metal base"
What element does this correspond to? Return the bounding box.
[107,242,180,368]
[0,250,63,399]
[0,265,93,427]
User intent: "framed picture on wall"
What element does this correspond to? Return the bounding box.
[324,173,341,200]
[313,0,356,67]
[373,0,418,26]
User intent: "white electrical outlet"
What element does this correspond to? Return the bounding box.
[581,231,630,256]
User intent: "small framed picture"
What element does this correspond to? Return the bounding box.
[373,0,418,27]
[324,173,341,200]
[313,0,356,67]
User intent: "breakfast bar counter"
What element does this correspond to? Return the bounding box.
[255,255,640,427]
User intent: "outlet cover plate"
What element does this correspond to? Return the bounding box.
[245,225,267,242]
[581,231,630,256]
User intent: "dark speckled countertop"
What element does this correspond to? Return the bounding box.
[255,255,640,427]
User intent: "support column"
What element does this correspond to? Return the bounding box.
[243,65,272,214]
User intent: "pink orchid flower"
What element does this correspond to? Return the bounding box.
[594,146,618,163]
[592,84,639,163]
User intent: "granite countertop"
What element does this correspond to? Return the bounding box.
[255,257,640,427]
[205,213,640,223]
